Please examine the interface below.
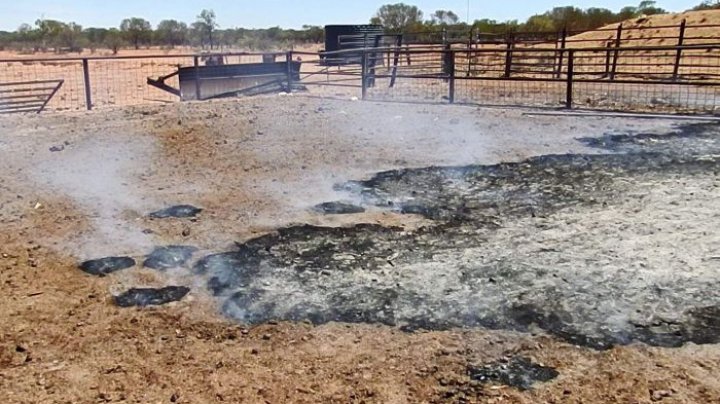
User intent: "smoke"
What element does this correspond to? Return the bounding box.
[32,135,157,260]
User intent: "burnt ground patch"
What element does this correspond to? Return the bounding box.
[114,286,190,307]
[197,123,720,349]
[312,201,366,215]
[79,257,136,277]
[143,246,198,270]
[148,205,202,219]
[467,357,559,390]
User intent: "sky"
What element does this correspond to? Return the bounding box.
[0,0,702,31]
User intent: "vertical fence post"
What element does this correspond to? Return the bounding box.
[604,41,613,78]
[286,51,294,92]
[82,58,92,110]
[361,51,368,100]
[442,27,448,47]
[610,23,623,81]
[566,50,574,109]
[673,19,687,81]
[556,27,567,79]
[447,47,455,104]
[389,35,401,88]
[504,33,514,78]
[193,56,201,101]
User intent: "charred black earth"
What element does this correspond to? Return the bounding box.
[80,257,136,277]
[114,286,190,307]
[143,246,198,270]
[188,122,720,350]
[467,357,559,390]
[149,205,202,219]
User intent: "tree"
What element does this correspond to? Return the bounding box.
[431,10,459,25]
[58,22,84,51]
[193,9,218,49]
[120,17,152,49]
[35,19,66,50]
[371,3,424,31]
[637,0,666,15]
[105,28,125,54]
[302,25,324,43]
[693,0,720,10]
[84,28,109,46]
[156,20,188,47]
[524,15,555,32]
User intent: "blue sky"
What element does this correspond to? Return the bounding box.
[0,1,701,31]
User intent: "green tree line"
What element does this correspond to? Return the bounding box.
[0,9,324,54]
[372,1,717,34]
[0,1,717,54]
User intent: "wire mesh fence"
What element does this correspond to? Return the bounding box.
[0,52,282,112]
[0,44,719,114]
[352,44,720,113]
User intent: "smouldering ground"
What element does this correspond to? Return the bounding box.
[2,96,720,403]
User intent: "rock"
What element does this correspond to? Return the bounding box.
[312,202,365,215]
[651,389,673,402]
[79,257,136,277]
[114,286,190,307]
[148,205,202,219]
[143,246,197,270]
[49,145,65,152]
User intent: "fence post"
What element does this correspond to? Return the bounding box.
[82,58,92,111]
[556,27,567,79]
[604,41,612,78]
[389,35,401,88]
[610,23,623,80]
[673,19,687,81]
[286,51,294,92]
[566,50,574,109]
[193,56,201,101]
[361,51,368,100]
[447,48,455,104]
[504,33,514,78]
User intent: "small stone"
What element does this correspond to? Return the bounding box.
[651,390,672,402]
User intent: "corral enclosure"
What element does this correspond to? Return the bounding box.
[2,10,720,114]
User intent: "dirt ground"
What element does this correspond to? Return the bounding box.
[2,96,720,403]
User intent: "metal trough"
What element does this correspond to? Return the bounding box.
[148,60,302,101]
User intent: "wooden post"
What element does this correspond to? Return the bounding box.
[82,58,92,110]
[566,50,574,109]
[193,56,201,101]
[557,27,567,78]
[504,33,514,78]
[610,23,623,81]
[673,19,687,81]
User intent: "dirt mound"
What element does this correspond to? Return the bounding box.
[568,9,720,47]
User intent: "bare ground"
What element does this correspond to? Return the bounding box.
[2,96,720,403]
